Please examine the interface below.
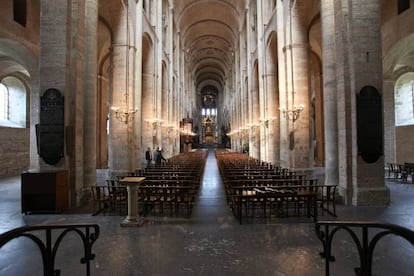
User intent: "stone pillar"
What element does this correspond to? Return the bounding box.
[38,0,68,171]
[263,31,279,164]
[276,0,289,167]
[264,71,279,164]
[321,0,339,187]
[109,3,135,173]
[256,0,267,161]
[283,1,311,168]
[83,0,98,196]
[336,0,389,205]
[383,79,396,164]
[134,0,144,168]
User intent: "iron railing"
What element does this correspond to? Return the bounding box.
[0,223,100,276]
[315,221,414,276]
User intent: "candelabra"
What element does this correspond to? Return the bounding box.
[279,104,304,122]
[259,117,277,128]
[111,107,138,124]
[145,118,164,130]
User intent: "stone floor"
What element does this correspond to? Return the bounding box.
[1,149,414,275]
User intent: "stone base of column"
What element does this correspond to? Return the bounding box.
[353,187,390,206]
[120,217,145,227]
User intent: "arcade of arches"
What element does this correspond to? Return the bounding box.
[1,0,414,208]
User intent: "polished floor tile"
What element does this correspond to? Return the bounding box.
[1,150,414,275]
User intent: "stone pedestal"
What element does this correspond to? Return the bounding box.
[118,177,146,227]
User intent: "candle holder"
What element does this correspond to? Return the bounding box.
[279,104,304,122]
[111,107,138,124]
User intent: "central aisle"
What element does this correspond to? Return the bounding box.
[191,148,235,224]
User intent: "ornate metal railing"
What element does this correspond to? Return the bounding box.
[315,221,414,276]
[0,223,100,276]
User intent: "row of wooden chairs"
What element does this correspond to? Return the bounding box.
[216,151,338,222]
[386,162,414,182]
[90,150,208,217]
[89,185,127,216]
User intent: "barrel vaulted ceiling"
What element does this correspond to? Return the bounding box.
[173,0,247,93]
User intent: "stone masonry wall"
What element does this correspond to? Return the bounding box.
[0,127,29,177]
[396,125,414,163]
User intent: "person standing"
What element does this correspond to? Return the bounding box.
[145,147,152,168]
[153,147,159,165]
[155,147,166,165]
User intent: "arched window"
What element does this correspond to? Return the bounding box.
[0,76,27,128]
[395,72,414,126]
[0,83,9,121]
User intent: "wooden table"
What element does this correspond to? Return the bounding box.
[118,177,146,227]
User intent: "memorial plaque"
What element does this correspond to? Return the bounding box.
[357,86,383,163]
[38,88,64,165]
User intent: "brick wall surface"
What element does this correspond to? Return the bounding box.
[0,127,29,177]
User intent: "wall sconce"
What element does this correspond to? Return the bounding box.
[259,117,277,128]
[166,124,177,134]
[111,107,138,124]
[279,104,304,122]
[145,118,164,130]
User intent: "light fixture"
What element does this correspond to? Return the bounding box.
[259,117,277,128]
[145,118,164,130]
[111,0,137,124]
[111,106,138,124]
[279,105,304,122]
[165,124,176,133]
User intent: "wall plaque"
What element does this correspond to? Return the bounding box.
[357,86,383,163]
[38,88,64,165]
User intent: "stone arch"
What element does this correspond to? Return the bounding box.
[394,73,414,127]
[383,33,414,164]
[96,19,112,169]
[141,33,156,150]
[265,31,280,164]
[0,38,37,175]
[308,16,324,167]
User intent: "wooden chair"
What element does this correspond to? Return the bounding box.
[401,163,414,183]
[90,185,111,216]
[316,184,338,217]
[386,163,395,179]
[107,185,127,215]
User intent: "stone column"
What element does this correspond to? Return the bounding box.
[276,0,288,167]
[133,0,144,169]
[38,0,68,171]
[264,70,279,164]
[257,0,267,161]
[321,0,339,187]
[337,0,389,205]
[109,2,135,174]
[284,1,311,168]
[83,0,98,198]
[383,79,396,164]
